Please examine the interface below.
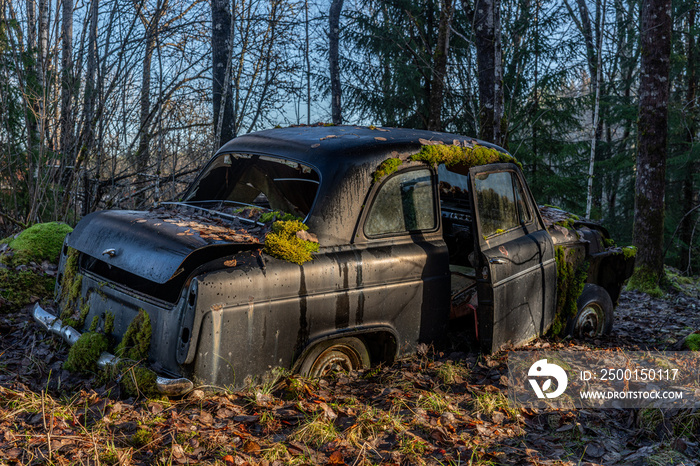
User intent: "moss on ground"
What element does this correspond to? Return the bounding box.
[5,222,72,265]
[64,332,109,373]
[550,246,589,336]
[626,265,664,298]
[684,334,700,351]
[0,269,55,312]
[264,220,319,265]
[0,223,72,312]
[373,158,403,182]
[119,364,159,398]
[115,309,152,361]
[409,143,522,170]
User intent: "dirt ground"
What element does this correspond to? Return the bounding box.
[1,282,700,465]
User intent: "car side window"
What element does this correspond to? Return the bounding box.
[365,169,436,237]
[474,171,532,237]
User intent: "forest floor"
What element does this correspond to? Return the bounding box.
[1,258,700,465]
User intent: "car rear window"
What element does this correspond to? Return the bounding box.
[184,153,320,219]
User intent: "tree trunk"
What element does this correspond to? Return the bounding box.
[585,0,605,219]
[329,0,344,125]
[573,0,597,90]
[60,0,74,186]
[427,0,454,131]
[680,5,697,273]
[465,0,504,145]
[631,0,672,289]
[135,1,166,207]
[25,0,38,153]
[212,0,234,149]
[62,0,98,216]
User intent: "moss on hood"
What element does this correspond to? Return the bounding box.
[264,220,319,265]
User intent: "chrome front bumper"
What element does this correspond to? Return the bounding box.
[32,303,193,396]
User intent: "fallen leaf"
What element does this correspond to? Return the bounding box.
[327,450,345,465]
[224,259,237,267]
[296,230,318,243]
[418,138,443,146]
[374,137,387,141]
[241,439,260,453]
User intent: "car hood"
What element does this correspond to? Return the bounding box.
[67,208,266,284]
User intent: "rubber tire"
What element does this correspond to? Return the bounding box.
[299,337,370,378]
[566,284,614,338]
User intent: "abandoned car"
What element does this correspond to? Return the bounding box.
[34,125,634,394]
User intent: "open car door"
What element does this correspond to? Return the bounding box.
[469,163,557,352]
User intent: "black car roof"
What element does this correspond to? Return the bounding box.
[216,125,507,168]
[215,125,510,246]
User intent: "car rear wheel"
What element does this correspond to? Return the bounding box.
[299,337,370,378]
[567,284,614,338]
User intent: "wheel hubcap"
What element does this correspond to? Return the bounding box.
[311,346,361,378]
[575,305,603,337]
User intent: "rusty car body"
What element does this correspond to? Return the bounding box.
[34,125,634,393]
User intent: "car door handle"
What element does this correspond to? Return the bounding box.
[489,257,507,264]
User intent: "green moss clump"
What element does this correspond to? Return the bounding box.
[409,143,522,170]
[7,222,73,265]
[622,246,637,260]
[264,220,319,265]
[120,364,159,398]
[104,312,115,335]
[259,211,301,223]
[58,247,86,325]
[373,158,403,182]
[89,315,100,332]
[130,428,154,447]
[554,218,576,229]
[603,238,616,248]
[115,309,152,361]
[626,265,664,298]
[684,334,700,351]
[64,332,109,373]
[0,269,55,312]
[550,247,589,336]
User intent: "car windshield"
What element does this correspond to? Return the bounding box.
[183,153,320,219]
